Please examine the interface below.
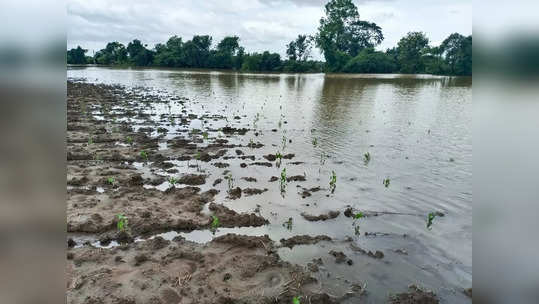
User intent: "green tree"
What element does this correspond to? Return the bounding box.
[286,35,313,61]
[212,36,240,69]
[67,46,87,64]
[127,39,153,66]
[315,0,383,71]
[440,33,472,75]
[94,42,127,65]
[396,31,429,73]
[183,35,212,68]
[343,48,396,73]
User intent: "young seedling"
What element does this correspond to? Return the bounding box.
[202,131,208,140]
[117,214,128,231]
[283,217,293,230]
[280,168,287,193]
[126,136,133,145]
[427,212,436,230]
[140,150,149,161]
[210,215,220,234]
[383,178,390,188]
[353,212,364,235]
[320,151,327,165]
[282,136,287,150]
[329,171,337,193]
[275,151,283,168]
[225,173,234,190]
[364,152,371,165]
[293,296,301,304]
[107,177,115,185]
[312,137,318,147]
[168,177,178,186]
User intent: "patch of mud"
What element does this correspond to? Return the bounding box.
[301,211,340,221]
[280,235,332,249]
[389,285,439,304]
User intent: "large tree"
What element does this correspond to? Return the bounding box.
[286,35,313,61]
[440,33,472,75]
[67,46,88,64]
[94,42,127,65]
[182,35,212,68]
[127,39,153,66]
[315,0,383,70]
[396,31,430,73]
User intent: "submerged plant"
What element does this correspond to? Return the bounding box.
[117,214,128,231]
[280,168,287,193]
[383,178,390,188]
[225,173,234,190]
[329,171,337,193]
[364,152,371,165]
[427,212,436,230]
[312,137,318,147]
[211,215,220,234]
[283,217,293,230]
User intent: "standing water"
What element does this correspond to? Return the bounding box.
[68,66,471,303]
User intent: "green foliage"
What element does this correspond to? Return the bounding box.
[343,48,396,73]
[241,51,282,72]
[202,131,208,140]
[396,32,430,74]
[67,46,88,64]
[354,212,364,219]
[329,170,337,193]
[363,152,371,165]
[280,168,287,192]
[140,150,149,161]
[427,212,436,230]
[211,215,220,234]
[316,0,383,68]
[168,177,178,185]
[126,136,133,145]
[383,178,390,188]
[107,177,115,185]
[117,214,128,231]
[286,35,313,61]
[293,296,301,304]
[312,137,318,147]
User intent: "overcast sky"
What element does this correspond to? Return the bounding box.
[67,0,471,60]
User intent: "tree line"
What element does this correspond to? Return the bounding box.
[67,0,471,76]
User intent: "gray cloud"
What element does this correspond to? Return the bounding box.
[67,0,471,58]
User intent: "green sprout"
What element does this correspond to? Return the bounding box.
[283,217,293,230]
[427,212,436,230]
[276,152,283,167]
[383,178,390,188]
[312,137,318,147]
[320,151,327,165]
[364,152,371,165]
[293,296,301,304]
[195,152,201,160]
[353,212,364,235]
[117,214,128,231]
[329,171,337,193]
[140,150,149,161]
[202,131,208,140]
[210,215,220,234]
[107,177,115,185]
[225,173,234,190]
[168,177,178,186]
[126,136,133,145]
[280,168,287,192]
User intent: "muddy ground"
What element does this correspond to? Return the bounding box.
[66,81,443,303]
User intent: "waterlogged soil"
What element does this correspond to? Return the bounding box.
[67,81,355,303]
[66,78,471,303]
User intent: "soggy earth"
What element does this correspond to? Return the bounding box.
[67,68,472,303]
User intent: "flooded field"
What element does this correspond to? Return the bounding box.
[67,66,472,303]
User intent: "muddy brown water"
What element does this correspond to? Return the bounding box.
[68,66,472,303]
